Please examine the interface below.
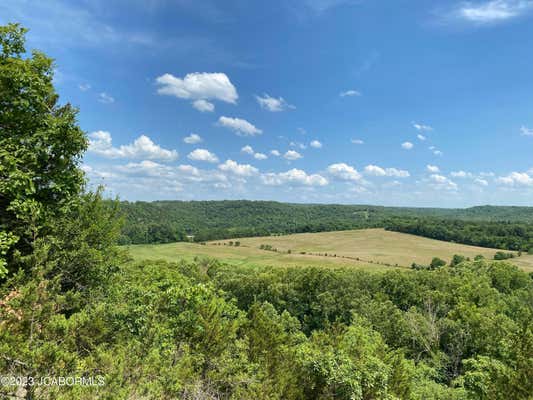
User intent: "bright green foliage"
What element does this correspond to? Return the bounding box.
[0,231,17,277]
[1,23,533,399]
[0,23,87,273]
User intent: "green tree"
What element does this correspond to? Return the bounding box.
[0,23,87,274]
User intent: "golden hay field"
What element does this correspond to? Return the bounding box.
[127,228,533,272]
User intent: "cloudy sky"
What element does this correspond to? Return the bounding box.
[2,0,533,207]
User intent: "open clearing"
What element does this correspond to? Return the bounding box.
[127,228,533,272]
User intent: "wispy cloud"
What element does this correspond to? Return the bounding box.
[256,94,295,112]
[340,89,361,97]
[98,92,115,104]
[520,125,533,136]
[445,0,533,24]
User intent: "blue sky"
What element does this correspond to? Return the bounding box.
[2,0,533,207]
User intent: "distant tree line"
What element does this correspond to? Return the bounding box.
[116,201,533,245]
[385,217,533,252]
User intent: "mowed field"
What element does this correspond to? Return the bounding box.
[127,228,533,272]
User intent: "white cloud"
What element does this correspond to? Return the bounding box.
[218,160,258,177]
[284,150,303,160]
[427,164,440,173]
[217,116,262,136]
[433,150,443,156]
[451,170,472,178]
[413,122,433,132]
[255,94,294,112]
[520,125,533,136]
[270,150,281,156]
[78,83,91,91]
[290,141,307,150]
[241,145,268,160]
[187,148,219,163]
[417,134,426,141]
[364,165,410,178]
[474,178,489,186]
[98,92,115,104]
[497,171,533,186]
[177,164,200,176]
[429,174,458,190]
[88,131,178,161]
[241,145,255,155]
[155,72,238,111]
[351,139,364,144]
[340,89,361,97]
[310,140,323,148]
[327,163,362,181]
[401,142,414,150]
[262,169,328,186]
[454,0,533,23]
[192,99,215,112]
[183,133,203,144]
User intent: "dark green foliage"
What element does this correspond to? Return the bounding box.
[430,257,447,269]
[118,201,533,247]
[493,251,515,260]
[385,217,533,251]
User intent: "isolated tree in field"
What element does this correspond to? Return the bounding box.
[429,257,446,270]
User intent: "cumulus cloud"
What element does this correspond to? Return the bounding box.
[310,140,323,148]
[262,169,328,186]
[183,133,203,144]
[327,163,362,181]
[241,145,255,155]
[521,125,533,136]
[401,142,414,150]
[340,89,361,97]
[474,178,489,186]
[427,164,440,173]
[429,174,457,190]
[155,72,238,111]
[284,150,303,160]
[242,145,268,160]
[413,122,432,131]
[192,99,215,112]
[255,94,294,111]
[364,165,410,178]
[88,131,178,161]
[218,160,258,177]
[270,150,281,156]
[217,116,262,136]
[417,134,426,141]
[98,92,115,104]
[497,171,533,186]
[453,0,533,23]
[187,148,219,163]
[351,139,364,144]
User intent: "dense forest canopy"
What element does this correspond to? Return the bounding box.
[385,217,533,253]
[117,200,533,250]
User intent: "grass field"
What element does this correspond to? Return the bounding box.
[127,228,533,272]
